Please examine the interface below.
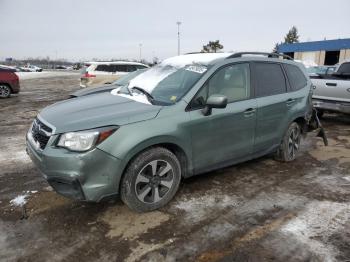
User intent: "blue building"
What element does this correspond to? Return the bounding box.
[278,38,350,65]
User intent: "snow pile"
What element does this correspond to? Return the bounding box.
[174,193,240,223]
[0,150,31,164]
[280,201,350,261]
[16,71,78,80]
[10,194,29,207]
[9,191,38,207]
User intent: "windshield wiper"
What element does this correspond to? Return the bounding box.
[118,85,133,96]
[131,86,154,101]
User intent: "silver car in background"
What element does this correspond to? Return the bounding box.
[312,61,350,115]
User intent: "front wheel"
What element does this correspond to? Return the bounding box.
[275,122,301,162]
[0,84,11,98]
[121,147,181,212]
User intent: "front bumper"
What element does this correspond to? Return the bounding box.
[312,99,350,114]
[26,133,124,202]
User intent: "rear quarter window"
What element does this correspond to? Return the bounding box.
[254,62,287,97]
[284,64,307,91]
[135,65,147,70]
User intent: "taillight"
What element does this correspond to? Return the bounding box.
[84,72,96,78]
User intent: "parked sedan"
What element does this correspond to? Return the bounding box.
[71,69,147,98]
[0,66,20,98]
[20,65,43,72]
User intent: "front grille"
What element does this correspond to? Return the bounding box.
[31,118,52,150]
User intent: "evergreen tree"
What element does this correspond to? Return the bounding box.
[284,26,299,44]
[201,40,224,53]
[272,42,283,53]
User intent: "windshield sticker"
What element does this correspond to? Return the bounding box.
[170,96,177,102]
[185,65,207,74]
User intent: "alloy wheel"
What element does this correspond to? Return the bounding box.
[0,85,10,98]
[135,159,174,204]
[288,126,301,159]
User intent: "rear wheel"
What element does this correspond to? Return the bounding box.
[121,147,181,212]
[0,84,11,98]
[275,122,301,162]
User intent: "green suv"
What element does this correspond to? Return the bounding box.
[26,52,321,212]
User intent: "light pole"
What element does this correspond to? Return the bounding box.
[176,21,181,55]
[139,43,142,62]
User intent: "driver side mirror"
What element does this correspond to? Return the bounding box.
[202,94,228,116]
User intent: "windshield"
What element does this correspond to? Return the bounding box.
[306,66,334,75]
[113,64,207,105]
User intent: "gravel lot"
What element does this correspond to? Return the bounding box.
[0,73,349,262]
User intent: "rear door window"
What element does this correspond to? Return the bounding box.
[284,64,307,91]
[95,65,111,72]
[254,63,287,97]
[115,65,128,72]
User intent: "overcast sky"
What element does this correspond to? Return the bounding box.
[1,0,349,62]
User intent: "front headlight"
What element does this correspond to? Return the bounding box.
[57,127,117,152]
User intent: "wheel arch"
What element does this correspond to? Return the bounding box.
[293,116,307,133]
[118,138,193,192]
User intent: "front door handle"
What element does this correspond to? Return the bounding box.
[286,98,295,106]
[244,108,256,117]
[326,82,337,87]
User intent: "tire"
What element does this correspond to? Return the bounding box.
[275,122,301,162]
[0,84,11,98]
[120,147,181,212]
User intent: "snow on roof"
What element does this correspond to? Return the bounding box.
[161,53,232,67]
[86,61,148,66]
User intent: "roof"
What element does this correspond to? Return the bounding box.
[278,38,350,53]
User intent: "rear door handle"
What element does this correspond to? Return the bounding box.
[286,98,295,105]
[244,108,256,117]
[326,83,337,87]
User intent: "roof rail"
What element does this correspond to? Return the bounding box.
[227,52,293,60]
[185,52,204,55]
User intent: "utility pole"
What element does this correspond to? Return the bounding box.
[139,43,142,62]
[176,21,181,55]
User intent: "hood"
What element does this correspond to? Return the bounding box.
[39,92,161,134]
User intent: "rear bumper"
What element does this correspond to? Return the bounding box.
[26,133,124,202]
[312,98,350,114]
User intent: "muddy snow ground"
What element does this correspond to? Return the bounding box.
[0,73,349,262]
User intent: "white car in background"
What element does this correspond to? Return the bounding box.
[20,65,43,72]
[80,61,149,87]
